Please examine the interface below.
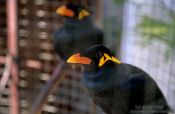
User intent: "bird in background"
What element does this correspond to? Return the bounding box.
[67,45,171,114]
[54,3,104,60]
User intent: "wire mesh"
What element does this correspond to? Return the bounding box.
[0,1,10,114]
[1,0,174,114]
[18,0,103,114]
[121,0,175,111]
[0,0,104,114]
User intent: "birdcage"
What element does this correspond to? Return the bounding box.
[1,0,175,114]
[0,0,104,114]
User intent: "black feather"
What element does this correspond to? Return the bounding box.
[78,45,171,114]
[54,3,103,60]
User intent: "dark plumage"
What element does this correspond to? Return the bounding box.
[54,3,103,60]
[67,45,171,114]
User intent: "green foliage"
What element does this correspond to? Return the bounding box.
[136,14,175,58]
[114,0,125,5]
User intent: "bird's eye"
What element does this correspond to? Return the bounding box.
[96,52,103,58]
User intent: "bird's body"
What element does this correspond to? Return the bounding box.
[83,64,169,114]
[54,3,103,59]
[67,45,170,114]
[54,17,103,59]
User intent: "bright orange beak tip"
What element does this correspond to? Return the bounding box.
[67,53,92,65]
[56,5,74,17]
[56,6,65,14]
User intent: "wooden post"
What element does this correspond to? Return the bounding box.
[7,0,20,114]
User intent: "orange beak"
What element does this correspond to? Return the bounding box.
[56,6,74,17]
[67,53,92,65]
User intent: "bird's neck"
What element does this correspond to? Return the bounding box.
[82,65,114,93]
[64,17,94,28]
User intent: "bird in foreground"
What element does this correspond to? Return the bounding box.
[54,3,103,60]
[67,45,170,114]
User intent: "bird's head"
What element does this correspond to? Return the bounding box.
[67,45,121,91]
[67,45,121,72]
[56,3,91,20]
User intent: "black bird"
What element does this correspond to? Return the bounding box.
[67,45,170,114]
[54,3,103,60]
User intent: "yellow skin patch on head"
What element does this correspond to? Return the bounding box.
[81,9,90,16]
[78,9,90,20]
[99,53,121,67]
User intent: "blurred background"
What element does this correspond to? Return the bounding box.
[0,0,175,114]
